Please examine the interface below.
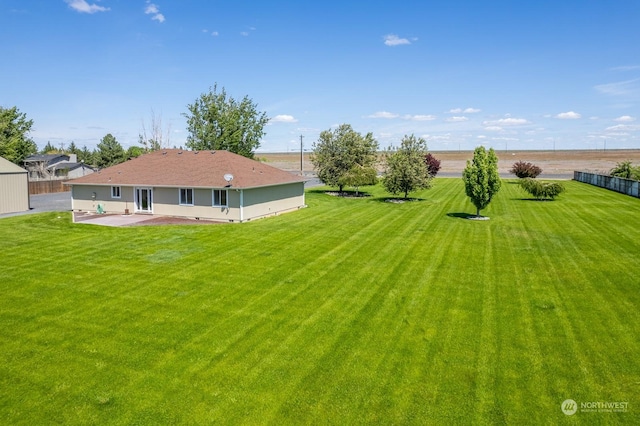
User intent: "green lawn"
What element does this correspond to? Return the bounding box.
[1,179,639,424]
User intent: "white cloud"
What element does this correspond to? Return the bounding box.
[270,114,298,123]
[211,31,219,37]
[483,118,530,126]
[449,107,480,113]
[65,0,109,14]
[405,114,437,121]
[424,134,451,141]
[368,111,399,119]
[606,132,630,137]
[383,34,411,46]
[484,126,503,132]
[614,115,636,122]
[595,78,640,96]
[555,111,581,119]
[446,116,469,122]
[145,1,165,23]
[606,124,640,131]
[240,31,249,36]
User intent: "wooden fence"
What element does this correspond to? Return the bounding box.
[574,171,640,198]
[29,179,70,195]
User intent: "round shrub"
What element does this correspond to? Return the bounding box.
[510,161,542,178]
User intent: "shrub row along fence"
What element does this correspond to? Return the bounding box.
[29,179,70,195]
[574,171,640,198]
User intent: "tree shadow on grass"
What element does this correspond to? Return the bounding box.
[447,212,479,219]
[372,197,428,204]
[514,197,555,202]
[308,189,373,198]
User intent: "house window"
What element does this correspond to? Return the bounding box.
[179,188,194,206]
[111,186,121,199]
[213,189,228,207]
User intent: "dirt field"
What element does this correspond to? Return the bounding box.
[260,149,640,179]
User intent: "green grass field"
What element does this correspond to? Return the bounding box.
[1,179,639,424]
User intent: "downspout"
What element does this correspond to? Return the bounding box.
[239,189,244,222]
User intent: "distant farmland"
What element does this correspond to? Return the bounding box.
[261,149,640,178]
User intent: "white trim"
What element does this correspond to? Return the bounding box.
[179,188,194,206]
[134,187,153,213]
[111,186,121,199]
[239,189,244,222]
[212,189,228,207]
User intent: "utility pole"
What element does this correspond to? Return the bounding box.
[300,134,304,174]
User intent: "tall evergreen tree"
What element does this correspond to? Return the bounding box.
[95,134,125,168]
[78,145,96,166]
[41,141,58,154]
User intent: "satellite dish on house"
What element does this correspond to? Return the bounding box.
[223,173,234,183]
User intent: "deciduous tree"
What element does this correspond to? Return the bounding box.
[311,124,378,192]
[424,152,441,177]
[0,106,37,164]
[510,160,542,178]
[383,134,432,199]
[139,109,168,152]
[184,84,268,158]
[462,146,501,217]
[610,161,640,181]
[519,178,565,200]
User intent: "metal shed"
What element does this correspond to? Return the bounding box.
[0,156,30,214]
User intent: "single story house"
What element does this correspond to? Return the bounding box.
[66,149,307,222]
[0,156,30,214]
[24,153,95,180]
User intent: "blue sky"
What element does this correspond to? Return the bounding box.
[1,0,639,152]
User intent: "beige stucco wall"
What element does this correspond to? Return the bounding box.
[70,182,305,222]
[151,187,239,221]
[0,172,29,214]
[240,182,305,221]
[71,185,132,213]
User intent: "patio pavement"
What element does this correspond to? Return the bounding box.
[73,212,156,226]
[72,212,223,227]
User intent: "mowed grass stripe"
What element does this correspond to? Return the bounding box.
[125,192,432,420]
[261,196,442,421]
[1,179,639,423]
